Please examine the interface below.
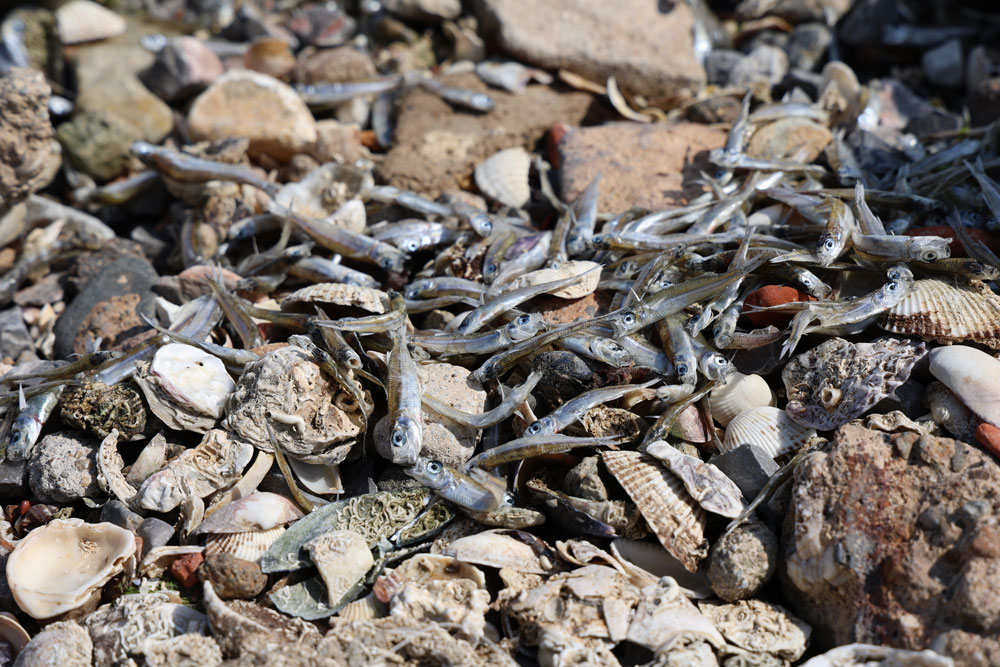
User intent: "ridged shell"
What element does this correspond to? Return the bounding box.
[281,282,387,313]
[709,372,775,427]
[929,345,1000,427]
[601,450,707,573]
[722,406,816,459]
[203,526,286,563]
[56,0,127,44]
[193,492,303,535]
[474,147,530,209]
[337,592,383,620]
[880,279,1000,348]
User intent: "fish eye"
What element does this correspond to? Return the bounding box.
[427,460,443,474]
[379,257,395,270]
[622,312,636,325]
[887,281,899,292]
[921,251,937,262]
[405,240,420,252]
[823,239,836,251]
[517,314,531,325]
[526,422,541,435]
[502,491,516,506]
[677,364,689,375]
[484,262,497,275]
[391,431,407,447]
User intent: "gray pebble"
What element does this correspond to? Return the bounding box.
[100,499,144,533]
[137,517,175,557]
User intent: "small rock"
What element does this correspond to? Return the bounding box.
[710,444,779,502]
[283,5,356,47]
[563,455,610,501]
[13,620,92,667]
[580,406,645,440]
[243,37,297,79]
[293,46,377,85]
[531,351,597,413]
[747,117,832,162]
[976,423,1000,459]
[0,459,28,497]
[137,517,175,557]
[923,38,963,88]
[383,0,461,22]
[101,500,144,533]
[557,122,726,213]
[0,68,61,210]
[0,307,36,363]
[28,432,101,503]
[743,285,817,328]
[705,50,745,87]
[970,78,1000,126]
[529,290,611,327]
[310,120,364,164]
[708,521,778,602]
[170,552,205,588]
[140,36,226,102]
[187,70,318,162]
[198,553,268,599]
[730,44,789,90]
[737,0,852,23]
[786,23,833,72]
[475,0,704,98]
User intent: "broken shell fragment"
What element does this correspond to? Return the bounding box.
[507,261,602,299]
[193,492,304,535]
[281,282,388,313]
[474,147,531,209]
[927,381,980,443]
[880,279,1000,349]
[286,457,344,495]
[442,529,557,575]
[709,372,774,427]
[698,599,811,661]
[645,440,746,518]
[135,344,235,433]
[722,406,816,459]
[7,519,136,619]
[929,345,1000,427]
[306,529,374,608]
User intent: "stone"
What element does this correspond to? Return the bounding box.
[555,122,726,213]
[743,285,817,328]
[187,70,318,162]
[710,444,779,502]
[976,423,1000,459]
[198,553,268,599]
[736,0,853,23]
[705,50,744,87]
[730,44,789,90]
[708,521,778,602]
[416,362,486,465]
[28,432,101,503]
[292,46,377,85]
[782,424,1000,660]
[970,78,1000,126]
[13,620,92,667]
[475,0,704,99]
[140,36,226,102]
[310,120,364,164]
[0,68,60,210]
[137,517,175,557]
[171,552,205,588]
[786,23,833,72]
[0,307,35,363]
[100,499,144,533]
[923,38,963,88]
[53,255,158,359]
[378,72,591,198]
[0,460,28,497]
[56,111,144,182]
[747,117,832,162]
[283,5,356,47]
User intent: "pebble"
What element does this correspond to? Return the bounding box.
[13,620,92,667]
[187,70,318,162]
[747,117,832,162]
[198,553,268,599]
[140,36,226,102]
[100,499,144,533]
[707,521,777,602]
[742,285,816,328]
[785,23,833,72]
[170,552,205,588]
[476,0,704,98]
[0,460,28,498]
[736,0,853,23]
[976,423,1000,459]
[310,120,364,164]
[729,44,789,91]
[28,432,101,503]
[0,307,36,363]
[556,122,727,213]
[292,46,377,85]
[243,37,297,79]
[137,517,176,557]
[0,68,60,210]
[923,38,963,88]
[710,444,779,502]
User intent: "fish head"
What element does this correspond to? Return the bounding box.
[699,350,734,383]
[524,417,556,437]
[815,233,842,266]
[609,309,640,337]
[592,339,631,367]
[405,457,449,490]
[507,313,546,341]
[377,251,408,274]
[389,415,422,467]
[914,237,952,263]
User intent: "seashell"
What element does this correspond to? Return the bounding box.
[801,643,954,666]
[143,634,223,667]
[136,429,254,512]
[194,492,303,535]
[204,527,286,563]
[0,612,30,657]
[610,539,712,598]
[7,519,136,619]
[11,620,93,666]
[670,403,711,443]
[601,450,708,573]
[928,345,1000,427]
[273,163,373,232]
[134,344,235,433]
[880,279,1000,349]
[627,578,726,653]
[383,554,486,599]
[698,599,811,661]
[709,372,775,427]
[281,282,388,313]
[926,381,979,443]
[202,580,320,656]
[783,337,927,430]
[747,117,832,162]
[722,406,816,459]
[60,382,147,439]
[287,457,343,495]
[337,592,383,621]
[305,530,374,608]
[474,147,531,209]
[475,61,553,94]
[506,260,601,299]
[645,440,746,518]
[442,529,557,574]
[56,0,126,44]
[389,579,491,643]
[819,60,863,125]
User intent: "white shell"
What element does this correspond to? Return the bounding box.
[273,162,372,232]
[337,592,383,621]
[709,372,775,427]
[193,492,303,535]
[801,643,954,667]
[928,345,1000,427]
[506,260,601,299]
[474,147,531,209]
[442,530,554,574]
[306,529,374,605]
[282,282,387,312]
[7,519,136,619]
[645,440,746,518]
[287,457,344,495]
[146,343,234,420]
[722,406,817,459]
[0,612,31,656]
[881,279,1000,348]
[698,599,811,661]
[56,0,127,44]
[203,526,286,563]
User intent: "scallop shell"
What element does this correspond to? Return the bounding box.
[281,282,387,313]
[880,279,1000,348]
[926,381,980,442]
[193,492,303,535]
[56,0,127,44]
[506,260,601,299]
[928,345,1000,427]
[601,450,707,573]
[722,406,816,459]
[337,592,383,621]
[474,147,531,209]
[204,526,287,563]
[7,519,136,619]
[645,440,746,518]
[709,372,775,427]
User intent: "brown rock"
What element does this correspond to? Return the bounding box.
[310,120,364,163]
[140,36,226,102]
[73,293,153,355]
[747,117,832,162]
[171,552,205,588]
[243,38,296,79]
[742,285,816,328]
[782,424,1000,661]
[528,290,612,327]
[198,553,268,599]
[293,46,377,85]
[377,72,592,198]
[556,122,727,213]
[475,0,705,99]
[976,423,1000,459]
[0,68,60,210]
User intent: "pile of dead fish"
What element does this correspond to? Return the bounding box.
[3,0,1000,665]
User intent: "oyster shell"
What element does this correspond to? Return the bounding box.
[709,372,775,427]
[722,406,817,459]
[60,382,147,439]
[56,0,126,44]
[474,147,531,209]
[7,518,136,619]
[645,440,746,518]
[281,282,388,313]
[507,261,602,299]
[880,279,1000,348]
[11,620,92,666]
[306,529,374,608]
[390,579,491,642]
[627,578,725,653]
[273,162,373,231]
[698,599,811,661]
[379,554,487,602]
[783,337,926,430]
[801,643,954,666]
[928,345,1000,427]
[193,492,303,535]
[201,581,320,658]
[143,634,223,667]
[601,450,708,572]
[442,529,557,575]
[135,344,235,433]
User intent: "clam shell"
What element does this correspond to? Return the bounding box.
[880,279,1000,348]
[203,526,286,563]
[56,0,127,44]
[281,282,387,313]
[474,147,531,209]
[722,406,816,459]
[928,345,1000,427]
[506,260,601,299]
[148,344,234,420]
[601,450,707,573]
[193,492,303,535]
[0,612,30,656]
[287,457,344,495]
[709,372,775,427]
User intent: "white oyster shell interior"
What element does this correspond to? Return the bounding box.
[151,343,235,419]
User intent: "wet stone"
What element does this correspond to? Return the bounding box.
[710,444,779,502]
[28,432,101,503]
[199,553,268,600]
[0,68,60,210]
